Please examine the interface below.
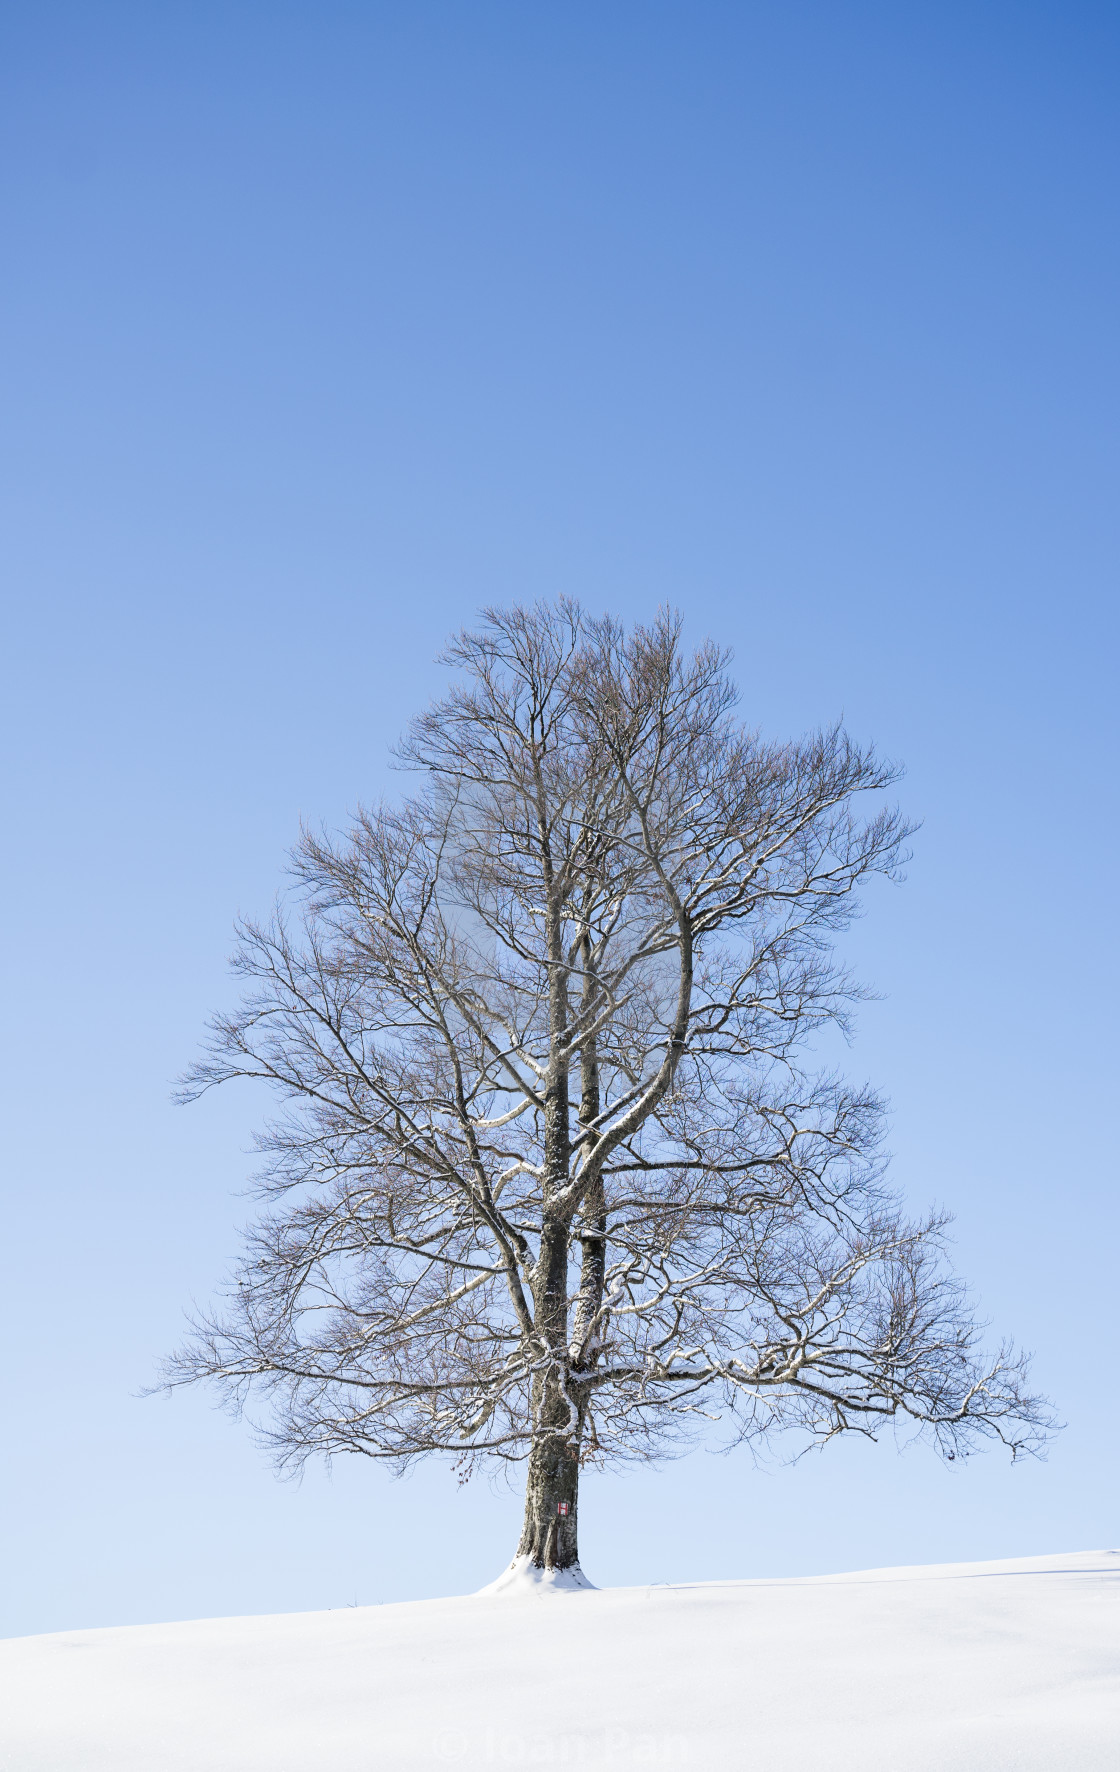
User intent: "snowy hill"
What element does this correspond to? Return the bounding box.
[3,1551,1117,1769]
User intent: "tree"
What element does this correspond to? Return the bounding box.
[165,601,1052,1581]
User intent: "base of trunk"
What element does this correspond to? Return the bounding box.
[477,1554,596,1597]
[517,1436,581,1570]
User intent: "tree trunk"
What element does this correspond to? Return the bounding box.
[519,1209,581,1570]
[514,849,582,1570]
[516,1420,580,1569]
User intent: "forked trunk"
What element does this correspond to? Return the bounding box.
[512,874,585,1572]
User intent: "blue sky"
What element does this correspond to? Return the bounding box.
[2,1,1117,1635]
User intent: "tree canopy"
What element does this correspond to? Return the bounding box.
[166,602,1052,1572]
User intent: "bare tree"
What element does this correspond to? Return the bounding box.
[164,601,1052,1580]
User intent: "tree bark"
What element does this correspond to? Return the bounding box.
[514,823,583,1569]
[516,1411,580,1568]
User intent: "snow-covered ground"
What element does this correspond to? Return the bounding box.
[3,1550,1117,1769]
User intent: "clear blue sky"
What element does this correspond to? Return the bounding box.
[2,1,1117,1637]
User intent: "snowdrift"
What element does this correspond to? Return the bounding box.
[3,1550,1117,1769]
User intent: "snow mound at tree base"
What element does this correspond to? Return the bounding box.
[476,1552,597,1595]
[3,1551,1118,1771]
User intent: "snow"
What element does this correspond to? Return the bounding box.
[2,1550,1117,1769]
[476,1552,597,1595]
